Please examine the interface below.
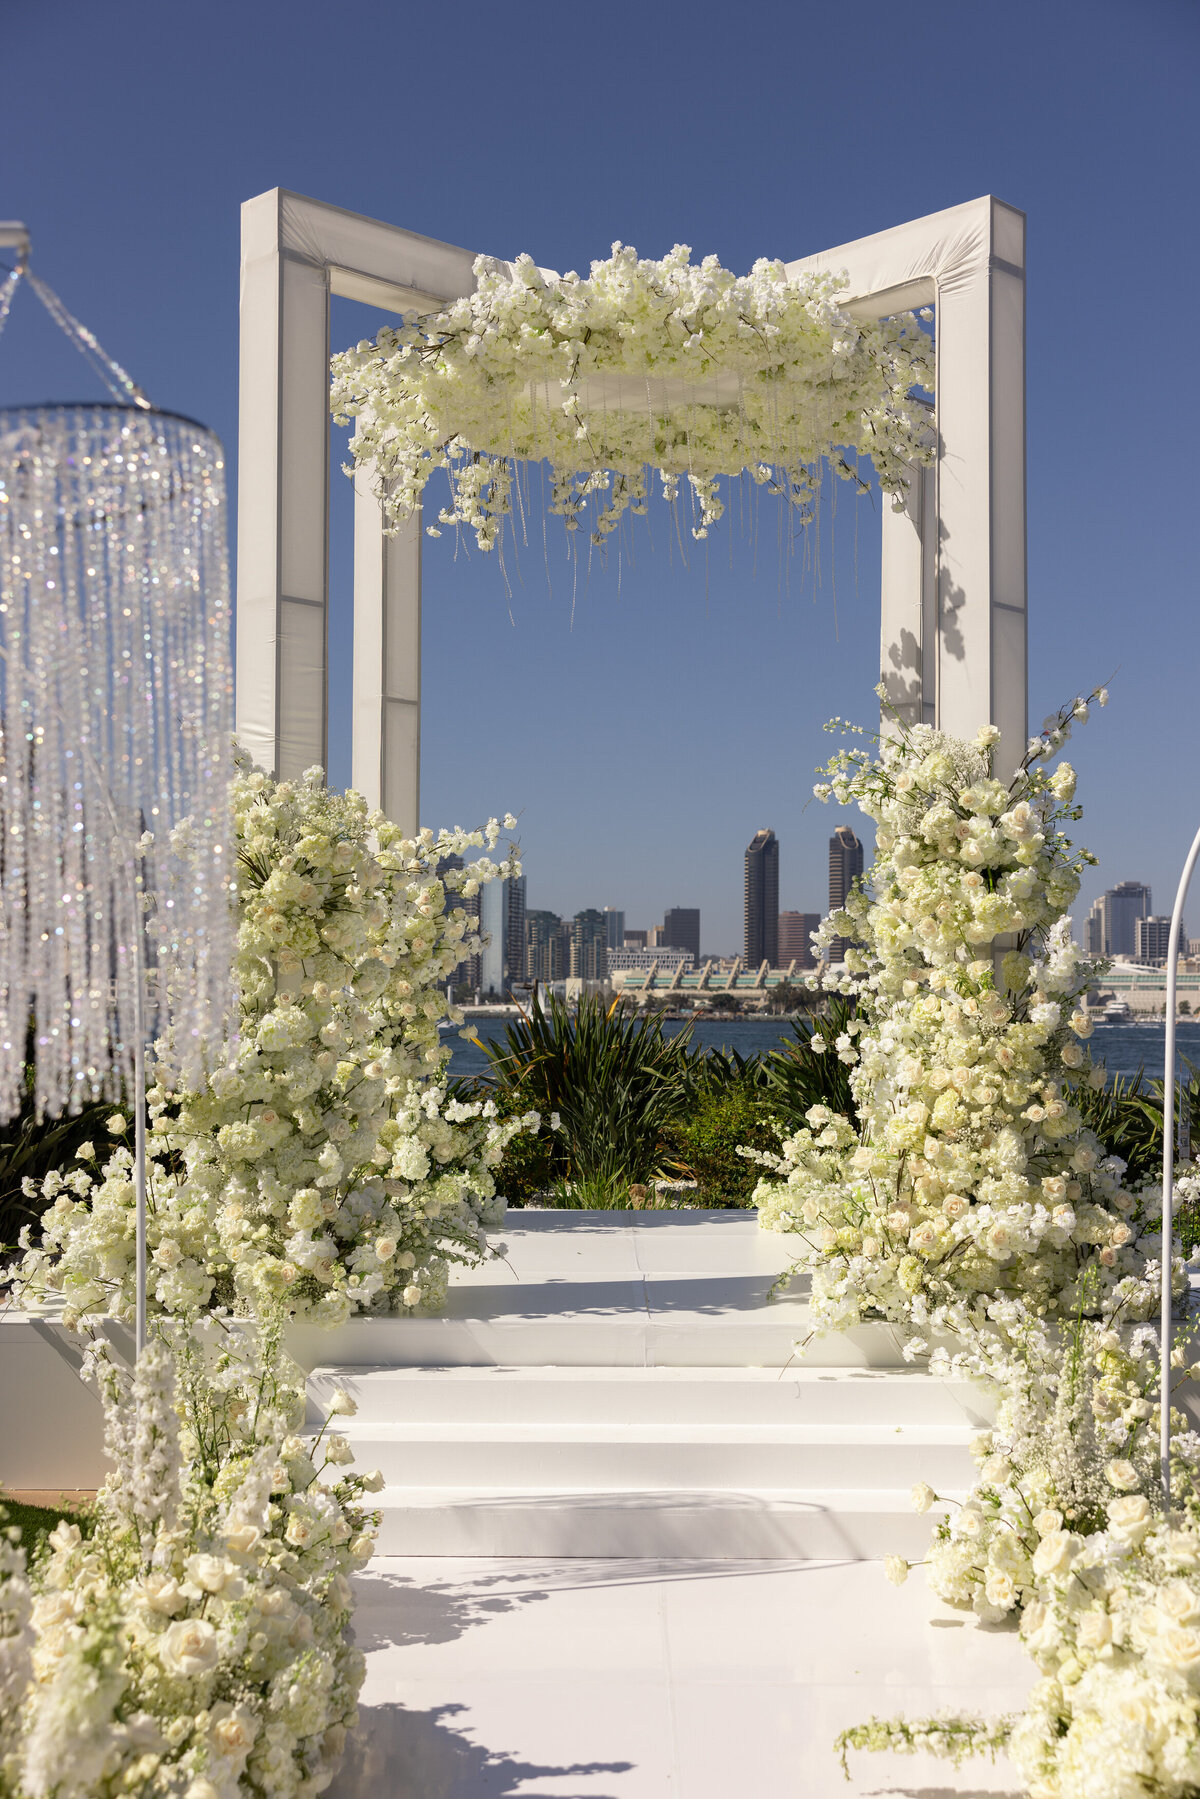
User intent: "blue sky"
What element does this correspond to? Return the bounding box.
[4,0,1197,953]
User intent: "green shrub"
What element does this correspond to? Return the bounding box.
[662,1088,782,1207]
[759,995,858,1131]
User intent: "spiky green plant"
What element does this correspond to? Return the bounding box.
[479,992,699,1201]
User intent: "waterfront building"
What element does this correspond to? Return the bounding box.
[526,910,570,983]
[778,910,820,969]
[571,909,609,981]
[1135,914,1174,967]
[828,826,864,963]
[662,908,700,965]
[607,947,695,973]
[1085,882,1152,959]
[744,830,779,968]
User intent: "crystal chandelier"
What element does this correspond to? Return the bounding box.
[0,226,235,1248]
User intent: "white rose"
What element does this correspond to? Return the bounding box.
[1105,1459,1140,1492]
[1158,1581,1200,1624]
[980,1455,1013,1487]
[1032,1531,1081,1578]
[911,1482,937,1515]
[137,1572,186,1615]
[1076,1609,1113,1652]
[323,1434,354,1466]
[942,1194,968,1220]
[884,1555,909,1586]
[159,1616,220,1678]
[403,1283,423,1306]
[1033,1509,1063,1537]
[185,1554,239,1595]
[223,1521,261,1555]
[1107,1494,1151,1545]
[1153,1624,1200,1675]
[210,1704,259,1758]
[327,1387,358,1417]
[984,1568,1017,1610]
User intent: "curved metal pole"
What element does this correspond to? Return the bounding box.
[1160,822,1200,1507]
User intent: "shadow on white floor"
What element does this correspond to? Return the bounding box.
[330,1558,1031,1799]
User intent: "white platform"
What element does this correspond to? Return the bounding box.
[305,1212,991,1558]
[331,1558,1031,1799]
[290,1211,916,1370]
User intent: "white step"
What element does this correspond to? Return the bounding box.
[366,1486,958,1559]
[306,1365,985,1558]
[297,1218,988,1560]
[307,1364,993,1427]
[320,1420,975,1488]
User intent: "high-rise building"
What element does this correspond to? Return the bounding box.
[506,875,527,985]
[603,907,625,951]
[624,928,648,949]
[744,830,779,968]
[1135,915,1174,967]
[439,853,481,991]
[525,910,569,983]
[662,908,700,965]
[1084,882,1152,959]
[778,910,820,969]
[828,826,864,963]
[479,878,509,996]
[571,909,608,981]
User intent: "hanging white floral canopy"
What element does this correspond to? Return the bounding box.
[330,242,935,554]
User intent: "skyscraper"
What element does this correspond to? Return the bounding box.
[603,907,625,951]
[1084,882,1152,958]
[1135,915,1173,967]
[778,910,820,968]
[828,826,864,963]
[571,909,608,981]
[526,910,570,982]
[438,853,480,991]
[662,908,700,965]
[506,875,527,984]
[744,830,779,968]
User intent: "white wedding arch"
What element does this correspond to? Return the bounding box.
[236,190,1026,832]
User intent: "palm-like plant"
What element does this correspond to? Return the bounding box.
[480,992,700,1203]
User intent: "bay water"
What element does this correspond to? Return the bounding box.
[447,1016,1200,1085]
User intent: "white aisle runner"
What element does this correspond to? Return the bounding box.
[316,1212,1032,1798]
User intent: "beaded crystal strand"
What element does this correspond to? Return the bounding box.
[0,403,236,1118]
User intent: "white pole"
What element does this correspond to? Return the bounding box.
[133,860,148,1359]
[1160,823,1200,1507]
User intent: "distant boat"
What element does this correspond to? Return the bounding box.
[1101,998,1133,1022]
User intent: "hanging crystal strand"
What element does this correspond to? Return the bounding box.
[0,403,235,1123]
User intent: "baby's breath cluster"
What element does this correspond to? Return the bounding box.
[331,242,934,552]
[13,1322,376,1799]
[17,757,538,1329]
[752,687,1168,1356]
